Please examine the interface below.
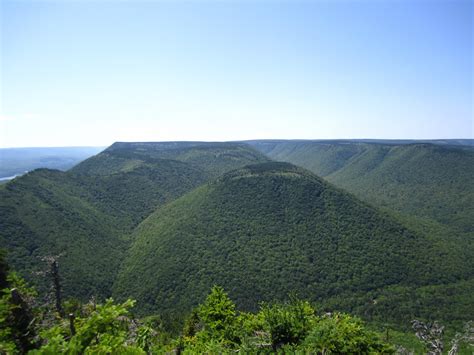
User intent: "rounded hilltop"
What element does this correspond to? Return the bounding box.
[114,161,436,318]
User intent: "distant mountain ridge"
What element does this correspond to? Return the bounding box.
[244,138,474,147]
[73,142,269,177]
[248,140,474,233]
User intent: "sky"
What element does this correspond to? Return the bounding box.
[0,0,472,147]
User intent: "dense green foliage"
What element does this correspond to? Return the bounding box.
[0,252,37,353]
[0,169,129,299]
[114,162,470,326]
[249,141,474,323]
[72,141,270,179]
[1,267,406,355]
[2,140,473,340]
[173,286,395,353]
[2,276,471,354]
[249,140,474,233]
[196,285,237,343]
[30,299,145,354]
[0,143,269,301]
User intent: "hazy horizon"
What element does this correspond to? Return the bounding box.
[1,0,472,148]
[1,138,474,150]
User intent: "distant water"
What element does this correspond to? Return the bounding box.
[0,171,27,182]
[0,175,19,181]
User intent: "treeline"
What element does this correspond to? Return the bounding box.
[0,277,394,353]
[1,254,473,354]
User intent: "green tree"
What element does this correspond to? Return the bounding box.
[182,308,201,337]
[0,252,37,354]
[197,285,236,342]
[261,297,316,350]
[302,313,394,354]
[30,299,144,354]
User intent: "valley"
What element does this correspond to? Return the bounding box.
[0,140,473,353]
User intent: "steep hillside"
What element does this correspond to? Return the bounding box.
[249,140,366,176]
[0,169,127,299]
[0,142,270,300]
[248,141,474,234]
[74,159,209,226]
[70,142,270,224]
[114,162,471,324]
[328,144,474,233]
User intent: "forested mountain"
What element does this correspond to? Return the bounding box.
[71,142,270,225]
[0,169,128,299]
[247,140,474,233]
[0,142,269,300]
[72,141,269,179]
[246,141,474,327]
[113,162,473,326]
[1,140,473,333]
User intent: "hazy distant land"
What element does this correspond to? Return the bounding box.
[0,146,104,181]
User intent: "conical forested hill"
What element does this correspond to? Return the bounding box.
[246,141,474,326]
[0,142,270,300]
[114,162,459,322]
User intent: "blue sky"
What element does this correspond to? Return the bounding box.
[0,0,472,147]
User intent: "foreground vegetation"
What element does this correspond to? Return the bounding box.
[2,260,473,355]
[2,253,393,353]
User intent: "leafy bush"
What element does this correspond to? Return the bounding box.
[260,297,316,349]
[197,285,237,343]
[302,313,394,353]
[0,252,37,354]
[30,299,145,354]
[0,289,17,354]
